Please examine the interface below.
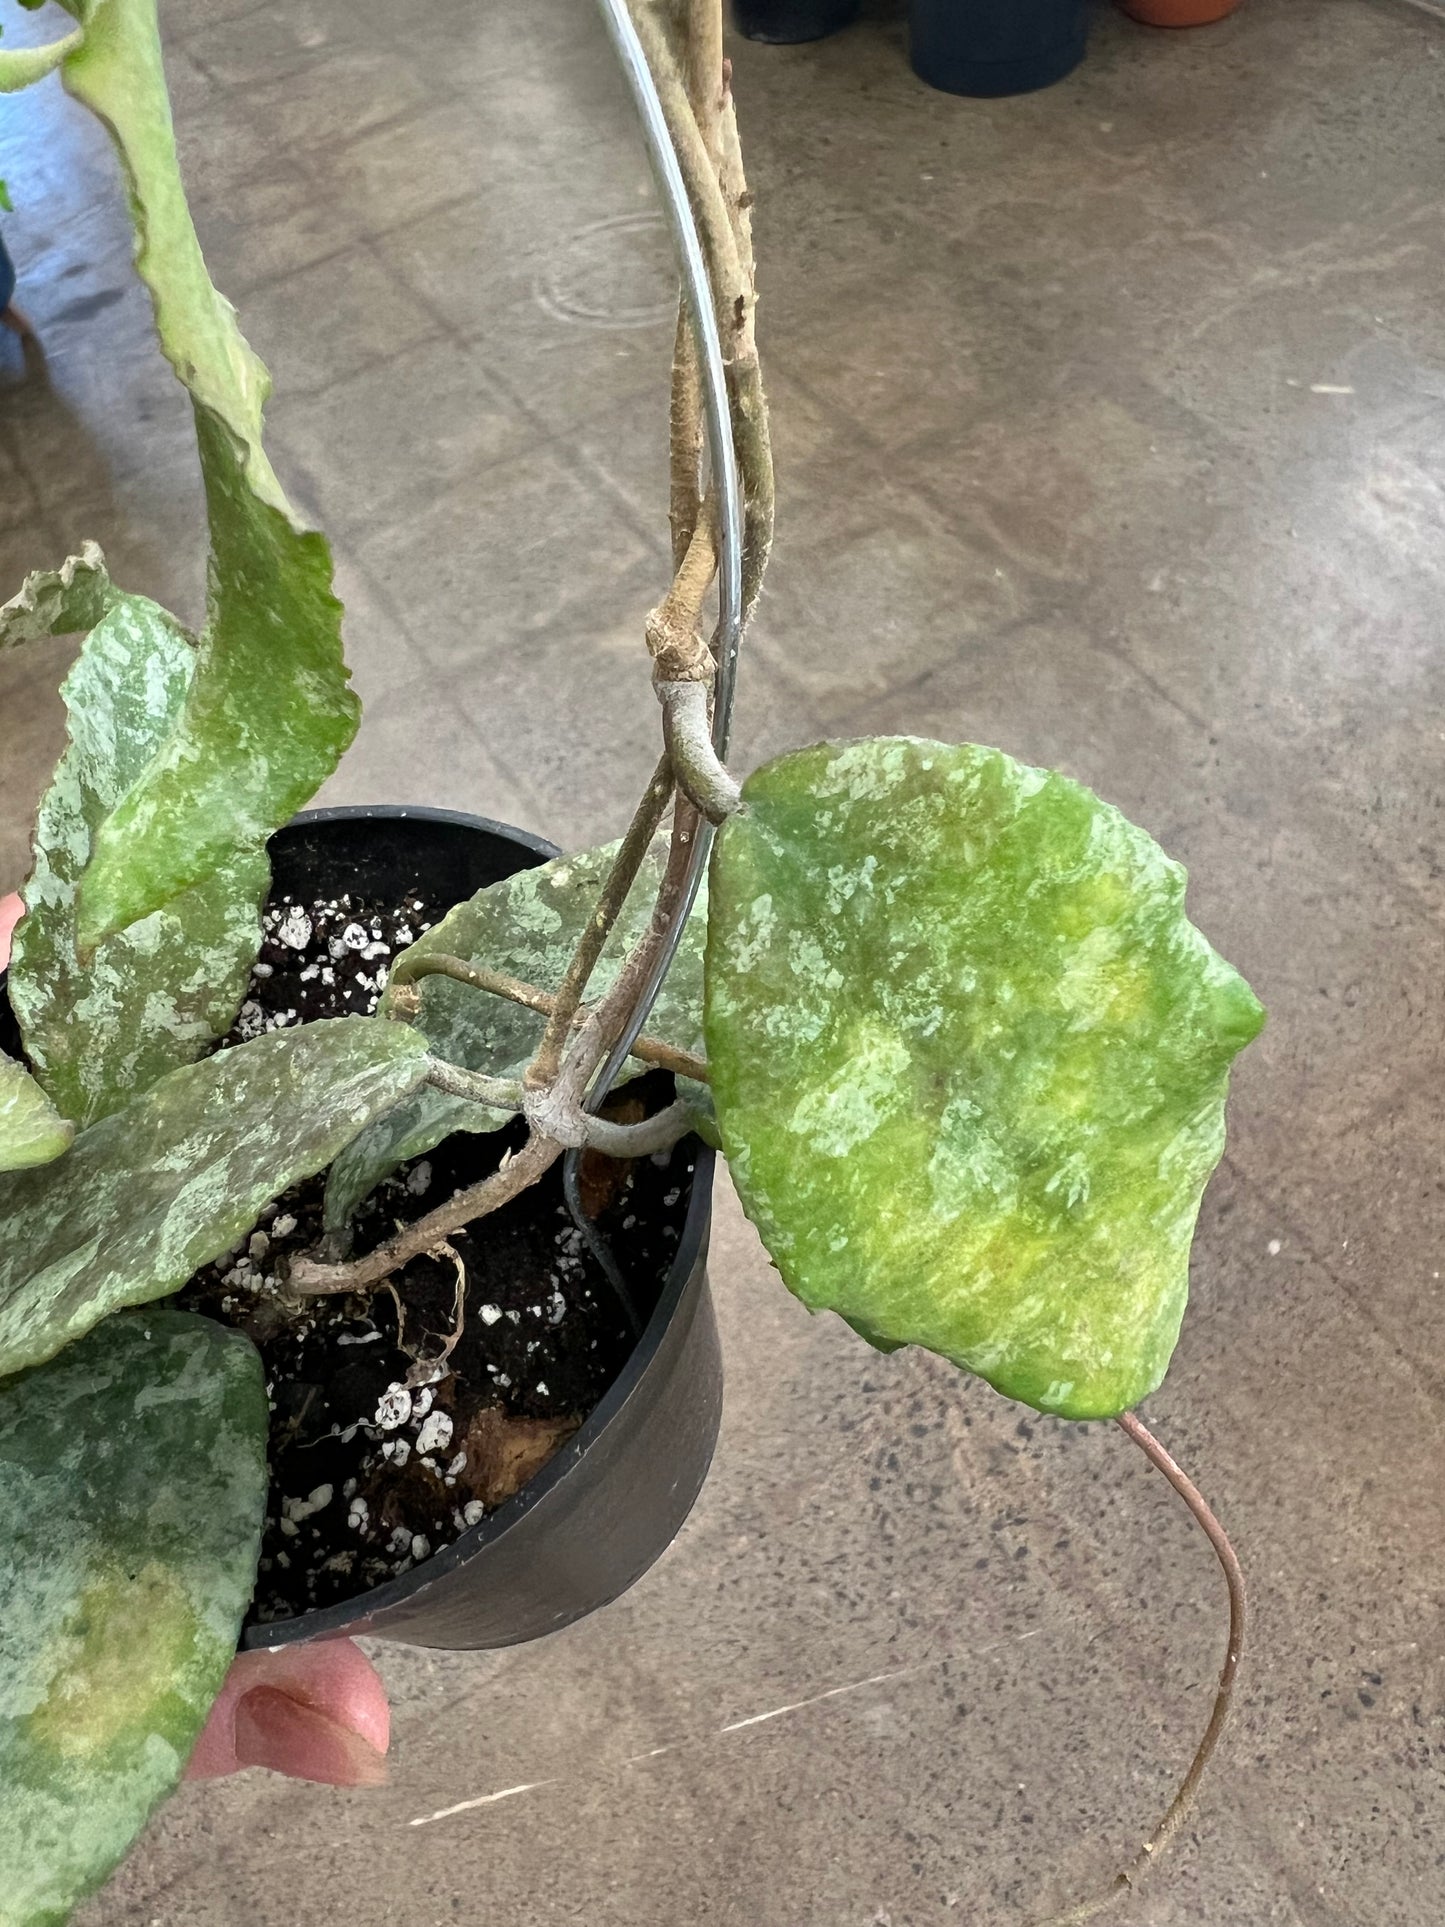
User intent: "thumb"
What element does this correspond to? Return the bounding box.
[186,1640,390,1786]
[0,892,22,973]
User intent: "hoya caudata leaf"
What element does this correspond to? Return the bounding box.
[0,1055,73,1171]
[324,839,708,1231]
[0,1016,431,1380]
[0,1311,267,1927]
[50,0,357,949]
[705,739,1264,1421]
[8,585,268,1126]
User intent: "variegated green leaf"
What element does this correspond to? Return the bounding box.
[325,840,708,1230]
[9,590,268,1126]
[706,738,1264,1422]
[49,0,357,951]
[0,1055,73,1171]
[0,1311,267,1927]
[0,1016,431,1380]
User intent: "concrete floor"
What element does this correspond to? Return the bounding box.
[2,0,1443,1920]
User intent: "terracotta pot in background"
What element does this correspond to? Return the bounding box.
[1120,0,1243,25]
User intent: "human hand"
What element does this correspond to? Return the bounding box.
[0,889,391,1785]
[0,892,21,965]
[183,1640,389,1785]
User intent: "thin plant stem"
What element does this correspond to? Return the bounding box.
[665,0,719,569]
[546,797,702,1133]
[527,754,674,1091]
[717,64,775,627]
[570,1098,693,1158]
[1035,1412,1248,1927]
[423,1061,525,1114]
[388,952,556,1016]
[630,5,743,300]
[669,303,703,568]
[646,503,718,682]
[580,0,749,1115]
[680,0,725,158]
[633,2,775,629]
[658,679,742,821]
[287,1133,565,1295]
[390,953,708,1083]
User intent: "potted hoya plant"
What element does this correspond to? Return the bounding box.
[0,1,1263,1922]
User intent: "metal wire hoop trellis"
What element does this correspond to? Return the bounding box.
[564,0,746,1312]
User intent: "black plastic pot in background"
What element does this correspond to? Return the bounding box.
[910,0,1089,96]
[3,805,723,1653]
[733,0,860,44]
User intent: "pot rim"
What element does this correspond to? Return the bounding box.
[244,803,715,1646]
[284,800,562,866]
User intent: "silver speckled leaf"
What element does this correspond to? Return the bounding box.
[8,589,268,1126]
[0,1311,267,1927]
[53,2,358,950]
[706,739,1264,1421]
[0,1016,431,1380]
[324,839,707,1230]
[0,1056,73,1171]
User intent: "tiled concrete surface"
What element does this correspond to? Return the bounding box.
[3,0,1443,1921]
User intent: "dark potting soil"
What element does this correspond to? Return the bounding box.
[227,885,434,1036]
[180,887,695,1625]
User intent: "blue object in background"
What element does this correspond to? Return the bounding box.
[0,236,15,315]
[910,0,1089,96]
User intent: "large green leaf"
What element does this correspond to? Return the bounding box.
[50,0,357,950]
[0,1057,73,1172]
[0,1311,267,1927]
[0,1016,431,1380]
[8,580,268,1126]
[706,739,1264,1421]
[324,840,708,1231]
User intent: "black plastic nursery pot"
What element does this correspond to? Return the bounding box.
[910,0,1089,96]
[2,805,723,1655]
[733,0,860,43]
[240,806,723,1652]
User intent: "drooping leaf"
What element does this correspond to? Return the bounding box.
[0,1311,268,1927]
[324,840,708,1230]
[0,1055,73,1171]
[8,591,268,1126]
[50,0,357,949]
[0,542,115,647]
[706,739,1264,1421]
[74,413,354,954]
[0,1016,431,1380]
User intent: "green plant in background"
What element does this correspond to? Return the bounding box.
[0,1,1262,1922]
